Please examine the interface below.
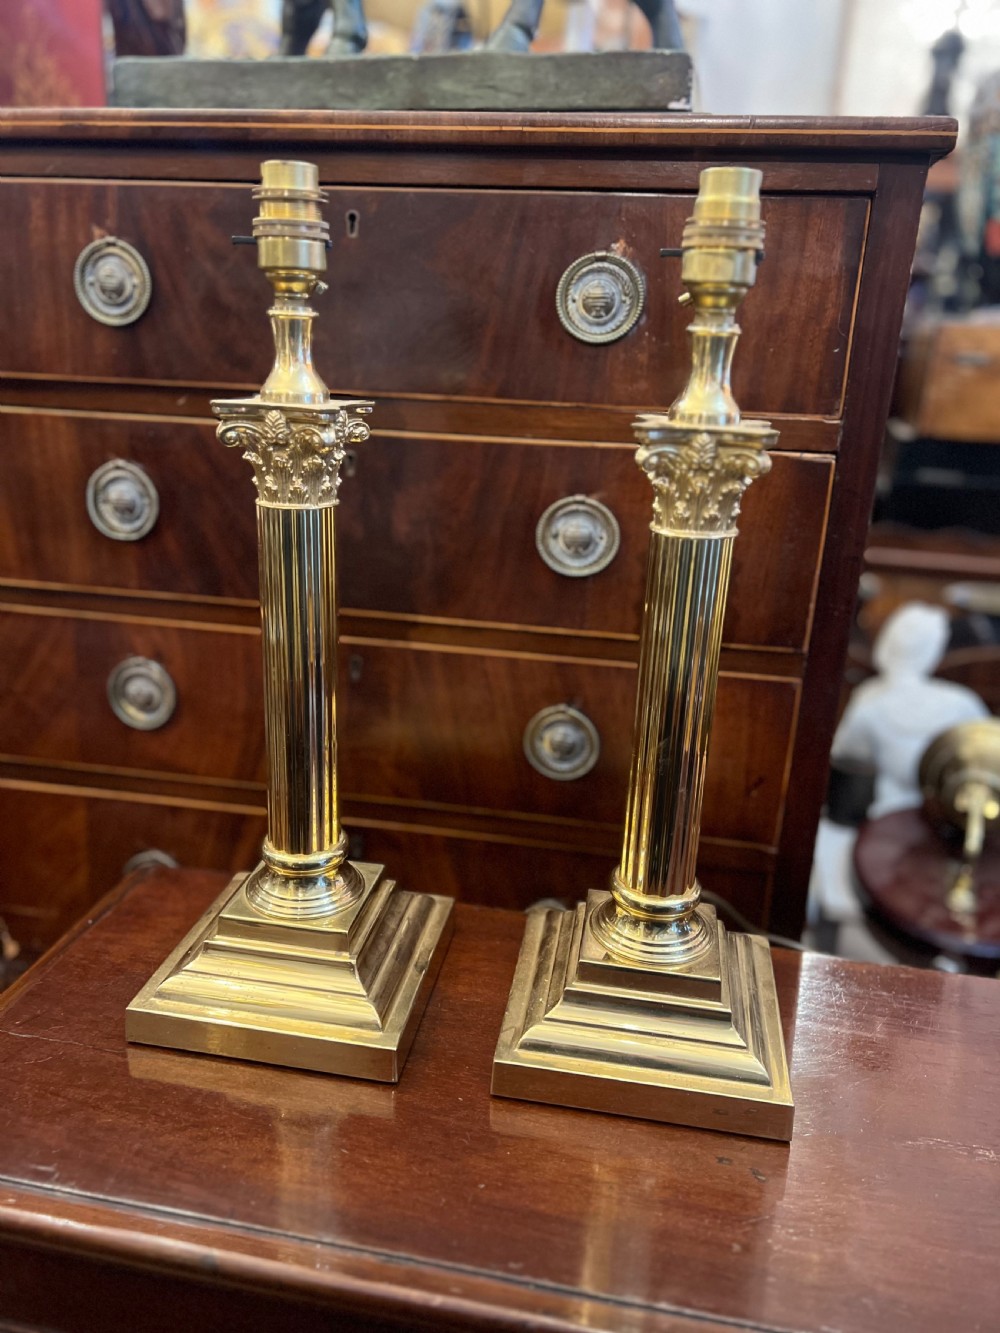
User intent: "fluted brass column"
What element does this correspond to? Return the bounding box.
[127,161,453,1081]
[493,168,794,1140]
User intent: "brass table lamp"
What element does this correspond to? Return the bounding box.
[127,161,453,1081]
[493,167,794,1139]
[920,719,1000,919]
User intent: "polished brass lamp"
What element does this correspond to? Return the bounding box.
[127,161,453,1081]
[921,719,1000,919]
[493,167,793,1139]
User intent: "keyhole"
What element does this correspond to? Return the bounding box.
[348,653,364,684]
[343,449,358,479]
[345,209,360,239]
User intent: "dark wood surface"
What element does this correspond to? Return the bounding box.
[855,806,1000,961]
[0,107,959,155]
[0,112,955,955]
[0,410,833,646]
[0,605,795,837]
[0,183,865,415]
[0,778,773,957]
[1,867,997,1333]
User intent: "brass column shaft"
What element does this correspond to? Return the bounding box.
[618,528,733,904]
[257,502,341,862]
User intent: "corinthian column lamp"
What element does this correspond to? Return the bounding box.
[493,167,794,1140]
[127,161,453,1081]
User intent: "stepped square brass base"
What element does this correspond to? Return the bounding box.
[492,892,793,1140]
[126,864,453,1082]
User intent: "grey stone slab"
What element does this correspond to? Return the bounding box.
[110,51,692,112]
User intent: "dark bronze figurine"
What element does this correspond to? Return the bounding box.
[281,0,683,56]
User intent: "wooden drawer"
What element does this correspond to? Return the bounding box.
[0,609,265,784]
[352,824,772,923]
[0,785,266,954]
[0,181,865,417]
[339,641,798,845]
[0,607,796,846]
[0,411,832,651]
[341,436,832,650]
[0,781,774,958]
[0,411,257,601]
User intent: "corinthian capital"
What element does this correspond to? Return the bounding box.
[634,417,775,538]
[215,403,371,508]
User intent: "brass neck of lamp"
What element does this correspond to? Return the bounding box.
[213,160,371,921]
[591,166,777,965]
[253,159,331,406]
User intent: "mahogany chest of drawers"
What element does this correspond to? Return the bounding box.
[0,110,954,953]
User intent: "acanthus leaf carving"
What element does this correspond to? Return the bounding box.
[216,406,370,507]
[639,430,771,536]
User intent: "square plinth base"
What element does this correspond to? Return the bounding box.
[492,892,794,1140]
[126,863,453,1082]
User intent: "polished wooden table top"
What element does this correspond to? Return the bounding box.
[1,868,998,1333]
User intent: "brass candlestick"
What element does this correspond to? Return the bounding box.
[493,167,793,1140]
[127,161,453,1081]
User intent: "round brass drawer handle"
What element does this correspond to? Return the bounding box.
[555,251,645,345]
[523,705,600,781]
[86,459,160,541]
[107,656,176,731]
[122,848,180,878]
[73,236,152,327]
[536,494,621,578]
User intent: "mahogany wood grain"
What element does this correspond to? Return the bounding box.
[0,181,865,417]
[0,786,264,955]
[0,411,258,600]
[340,437,833,649]
[0,777,775,954]
[0,866,995,1333]
[0,411,832,649]
[0,112,953,957]
[0,580,804,675]
[0,602,798,842]
[349,822,772,924]
[338,640,798,841]
[1,144,885,196]
[0,106,959,155]
[0,606,265,784]
[0,383,844,452]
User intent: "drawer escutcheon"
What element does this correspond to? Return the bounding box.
[523,705,601,781]
[536,494,621,577]
[73,237,152,327]
[556,251,645,345]
[107,657,176,731]
[86,459,160,541]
